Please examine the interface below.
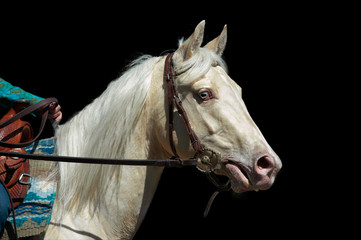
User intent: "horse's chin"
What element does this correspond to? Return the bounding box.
[225,163,255,193]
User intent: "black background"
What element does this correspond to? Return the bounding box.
[0,3,346,239]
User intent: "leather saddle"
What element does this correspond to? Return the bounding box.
[0,99,33,208]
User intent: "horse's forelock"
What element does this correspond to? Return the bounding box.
[174,47,227,86]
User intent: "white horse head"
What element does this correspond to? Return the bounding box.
[154,20,282,193]
[48,21,282,239]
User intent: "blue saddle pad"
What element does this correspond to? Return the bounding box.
[4,137,57,239]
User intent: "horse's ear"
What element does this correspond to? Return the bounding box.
[175,20,205,60]
[204,25,227,56]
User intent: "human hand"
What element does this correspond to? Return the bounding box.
[48,102,62,122]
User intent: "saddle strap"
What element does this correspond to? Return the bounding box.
[0,97,57,148]
[0,100,36,209]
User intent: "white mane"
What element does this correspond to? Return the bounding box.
[54,55,159,213]
[51,46,228,220]
[53,48,227,213]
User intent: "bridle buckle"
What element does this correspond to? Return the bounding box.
[196,149,222,173]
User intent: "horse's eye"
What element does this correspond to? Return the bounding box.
[198,89,213,101]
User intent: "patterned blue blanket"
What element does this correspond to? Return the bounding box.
[3,137,57,239]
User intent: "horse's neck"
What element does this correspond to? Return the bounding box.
[49,57,170,239]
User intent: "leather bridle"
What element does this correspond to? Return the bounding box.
[164,53,226,173]
[164,53,204,157]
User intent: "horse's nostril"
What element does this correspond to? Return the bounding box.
[252,155,277,190]
[257,155,274,170]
